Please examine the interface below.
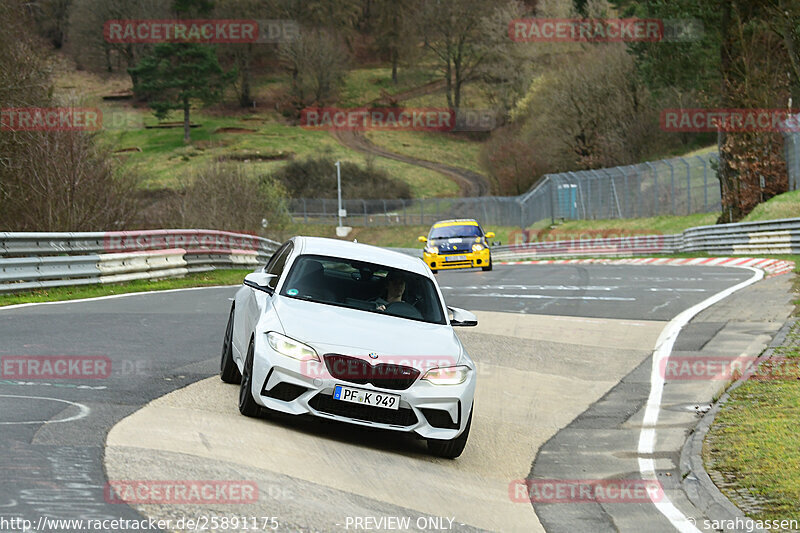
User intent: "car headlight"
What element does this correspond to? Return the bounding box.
[426,246,439,254]
[422,365,471,385]
[267,332,319,361]
[472,243,484,252]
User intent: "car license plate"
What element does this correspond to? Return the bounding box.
[445,255,467,262]
[333,385,400,410]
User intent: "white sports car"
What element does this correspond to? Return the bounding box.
[220,236,478,458]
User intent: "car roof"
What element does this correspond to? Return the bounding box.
[292,236,429,276]
[431,219,480,228]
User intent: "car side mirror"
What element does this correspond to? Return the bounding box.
[244,272,277,294]
[418,236,427,243]
[448,306,477,327]
[485,231,495,239]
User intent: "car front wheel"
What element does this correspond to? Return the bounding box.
[427,408,472,459]
[238,338,261,417]
[482,256,493,272]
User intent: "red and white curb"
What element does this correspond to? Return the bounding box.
[497,257,795,277]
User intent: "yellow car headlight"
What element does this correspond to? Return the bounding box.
[472,243,484,252]
[426,246,439,254]
[267,332,319,361]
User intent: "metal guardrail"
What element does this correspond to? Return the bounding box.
[0,219,797,292]
[489,217,800,261]
[0,230,281,294]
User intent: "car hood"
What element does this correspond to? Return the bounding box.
[272,296,465,367]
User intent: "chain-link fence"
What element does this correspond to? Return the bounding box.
[289,151,723,227]
[517,152,721,227]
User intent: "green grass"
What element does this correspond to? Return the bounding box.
[0,269,252,307]
[100,105,458,197]
[533,213,721,236]
[339,67,439,107]
[278,223,521,249]
[364,130,486,176]
[743,190,800,222]
[703,321,800,523]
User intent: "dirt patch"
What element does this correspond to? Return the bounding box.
[216,151,294,162]
[214,127,258,134]
[145,122,200,129]
[113,147,142,153]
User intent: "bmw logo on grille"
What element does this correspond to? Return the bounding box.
[368,353,379,359]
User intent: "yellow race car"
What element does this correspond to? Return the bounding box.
[418,219,495,273]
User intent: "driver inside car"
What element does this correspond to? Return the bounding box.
[374,271,406,311]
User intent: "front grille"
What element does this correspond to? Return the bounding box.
[439,248,470,255]
[323,354,420,391]
[308,393,417,426]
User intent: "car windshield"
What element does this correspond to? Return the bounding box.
[429,224,482,240]
[280,254,446,325]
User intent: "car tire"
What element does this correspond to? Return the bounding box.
[220,306,241,384]
[482,257,493,272]
[431,269,438,274]
[238,338,261,418]
[427,408,472,459]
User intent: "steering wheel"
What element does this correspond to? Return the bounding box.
[385,301,423,319]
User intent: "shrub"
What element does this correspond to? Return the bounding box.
[270,157,412,199]
[172,163,290,234]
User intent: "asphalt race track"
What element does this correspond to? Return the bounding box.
[0,264,791,533]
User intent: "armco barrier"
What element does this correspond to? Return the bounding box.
[490,217,800,261]
[0,230,280,293]
[1,219,797,292]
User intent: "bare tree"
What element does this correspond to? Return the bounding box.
[279,28,350,109]
[419,0,488,109]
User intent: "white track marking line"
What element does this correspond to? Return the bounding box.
[638,266,762,532]
[0,394,91,425]
[459,292,635,301]
[0,285,239,311]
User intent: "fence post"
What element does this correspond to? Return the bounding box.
[680,157,691,215]
[622,166,629,218]
[420,199,424,225]
[664,159,675,215]
[383,200,388,226]
[644,162,657,216]
[695,155,708,212]
[302,198,308,223]
[548,177,555,224]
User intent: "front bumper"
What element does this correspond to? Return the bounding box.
[423,248,491,271]
[249,337,475,440]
